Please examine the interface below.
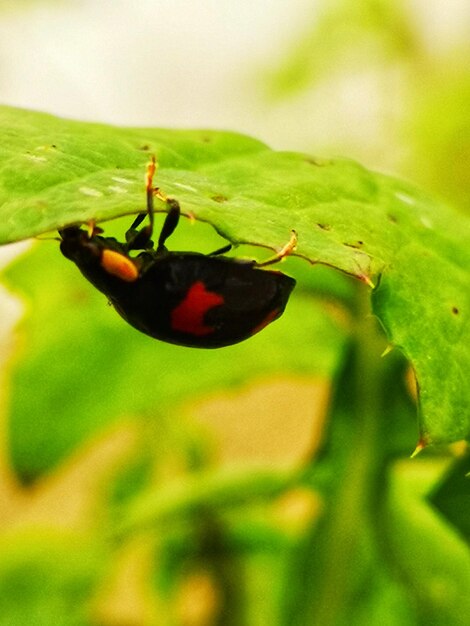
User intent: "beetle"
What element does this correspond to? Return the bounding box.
[59,159,296,348]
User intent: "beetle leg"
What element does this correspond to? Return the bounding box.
[208,243,232,256]
[255,230,297,267]
[85,220,103,238]
[128,212,147,231]
[157,198,181,252]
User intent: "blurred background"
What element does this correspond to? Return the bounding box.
[0,1,469,625]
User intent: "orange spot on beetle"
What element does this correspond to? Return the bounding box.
[171,281,224,336]
[101,249,139,282]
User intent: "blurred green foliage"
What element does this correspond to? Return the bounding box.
[0,530,104,626]
[0,1,469,624]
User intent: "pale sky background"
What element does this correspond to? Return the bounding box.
[0,0,468,150]
[0,0,314,143]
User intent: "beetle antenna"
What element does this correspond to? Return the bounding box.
[125,157,157,251]
[145,157,156,236]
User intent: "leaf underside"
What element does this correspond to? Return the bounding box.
[1,105,469,445]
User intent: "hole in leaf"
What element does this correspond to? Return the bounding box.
[343,241,364,249]
[211,194,229,203]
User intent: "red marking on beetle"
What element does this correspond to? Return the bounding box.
[250,308,280,336]
[171,281,224,336]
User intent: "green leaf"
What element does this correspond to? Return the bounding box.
[1,105,469,445]
[372,241,470,445]
[0,105,266,244]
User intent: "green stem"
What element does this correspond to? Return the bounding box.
[313,290,384,624]
[282,284,390,626]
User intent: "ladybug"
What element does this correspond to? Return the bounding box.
[59,159,296,348]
